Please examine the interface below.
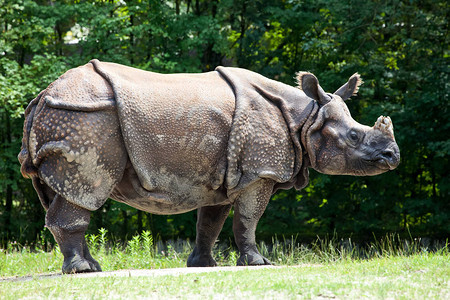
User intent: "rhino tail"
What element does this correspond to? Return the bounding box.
[18,91,44,178]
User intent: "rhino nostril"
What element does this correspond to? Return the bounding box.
[378,149,400,168]
[381,150,393,160]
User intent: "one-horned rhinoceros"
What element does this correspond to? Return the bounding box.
[19,59,400,273]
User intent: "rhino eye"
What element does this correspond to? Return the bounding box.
[348,130,359,142]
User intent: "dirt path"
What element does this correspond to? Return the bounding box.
[1,265,286,283]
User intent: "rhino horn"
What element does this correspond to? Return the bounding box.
[374,116,394,138]
[334,73,363,100]
[296,72,331,105]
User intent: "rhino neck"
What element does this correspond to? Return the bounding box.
[282,98,319,191]
[300,101,320,154]
[252,84,320,191]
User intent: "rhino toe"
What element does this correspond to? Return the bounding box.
[187,248,217,267]
[237,252,272,266]
[62,254,101,274]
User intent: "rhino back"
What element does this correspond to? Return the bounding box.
[92,61,235,206]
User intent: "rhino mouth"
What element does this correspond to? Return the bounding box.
[363,157,392,170]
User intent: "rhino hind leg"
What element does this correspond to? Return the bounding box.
[187,204,232,267]
[233,179,273,266]
[45,191,101,274]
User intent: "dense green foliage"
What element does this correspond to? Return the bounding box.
[1,0,448,246]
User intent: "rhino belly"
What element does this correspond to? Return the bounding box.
[110,163,229,214]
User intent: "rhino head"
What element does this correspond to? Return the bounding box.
[298,72,400,176]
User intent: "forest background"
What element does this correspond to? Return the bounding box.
[0,0,448,248]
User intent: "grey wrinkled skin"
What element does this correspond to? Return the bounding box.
[18,60,400,273]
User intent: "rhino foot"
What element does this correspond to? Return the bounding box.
[187,247,217,267]
[237,251,271,266]
[62,254,102,274]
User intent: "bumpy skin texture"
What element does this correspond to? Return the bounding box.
[19,60,400,273]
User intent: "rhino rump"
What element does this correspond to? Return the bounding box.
[24,63,127,211]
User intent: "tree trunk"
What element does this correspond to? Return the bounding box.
[195,0,200,16]
[187,0,191,13]
[211,0,217,17]
[175,0,180,15]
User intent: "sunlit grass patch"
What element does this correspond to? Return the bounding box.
[1,254,448,299]
[1,229,448,278]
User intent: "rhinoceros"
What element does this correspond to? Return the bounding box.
[18,59,400,273]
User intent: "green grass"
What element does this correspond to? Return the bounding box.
[1,254,448,299]
[0,229,189,277]
[1,230,449,298]
[2,229,445,277]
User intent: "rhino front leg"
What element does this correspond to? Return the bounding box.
[45,194,101,274]
[187,204,232,267]
[233,179,273,266]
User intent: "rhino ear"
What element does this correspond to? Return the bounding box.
[296,72,331,105]
[334,73,363,101]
